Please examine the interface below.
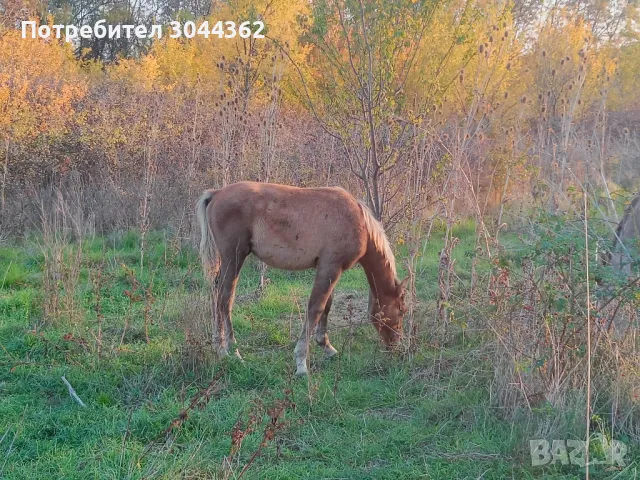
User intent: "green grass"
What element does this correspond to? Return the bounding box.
[0,224,637,479]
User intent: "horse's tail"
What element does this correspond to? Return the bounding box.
[196,189,220,281]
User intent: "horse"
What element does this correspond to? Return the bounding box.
[195,181,408,375]
[601,191,640,338]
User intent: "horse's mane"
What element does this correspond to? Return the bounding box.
[357,200,397,277]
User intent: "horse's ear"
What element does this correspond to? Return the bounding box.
[398,276,409,293]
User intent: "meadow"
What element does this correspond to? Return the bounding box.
[1,223,637,479]
[1,0,640,476]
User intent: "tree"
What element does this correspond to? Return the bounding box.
[298,0,442,221]
[0,30,86,212]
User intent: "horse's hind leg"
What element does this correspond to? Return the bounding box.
[215,246,248,358]
[315,293,338,358]
[295,264,342,375]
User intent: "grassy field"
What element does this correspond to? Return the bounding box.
[0,225,637,479]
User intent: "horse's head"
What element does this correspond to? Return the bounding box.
[370,276,409,348]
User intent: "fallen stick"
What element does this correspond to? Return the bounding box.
[61,375,86,407]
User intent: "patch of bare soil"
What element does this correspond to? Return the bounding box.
[234,286,370,329]
[330,290,370,328]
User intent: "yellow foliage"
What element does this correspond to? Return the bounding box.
[0,29,86,142]
[520,11,618,118]
[610,43,640,111]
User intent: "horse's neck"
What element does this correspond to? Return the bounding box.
[359,244,397,300]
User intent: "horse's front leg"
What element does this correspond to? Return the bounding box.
[295,265,342,375]
[315,293,338,357]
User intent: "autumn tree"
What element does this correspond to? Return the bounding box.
[0,30,85,213]
[296,0,445,221]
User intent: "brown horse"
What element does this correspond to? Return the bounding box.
[196,181,408,375]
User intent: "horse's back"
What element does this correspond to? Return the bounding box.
[208,182,367,271]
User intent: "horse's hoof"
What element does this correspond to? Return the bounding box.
[234,349,244,363]
[295,366,309,376]
[324,345,338,358]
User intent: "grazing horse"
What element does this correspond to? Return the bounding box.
[602,191,640,337]
[196,181,408,375]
